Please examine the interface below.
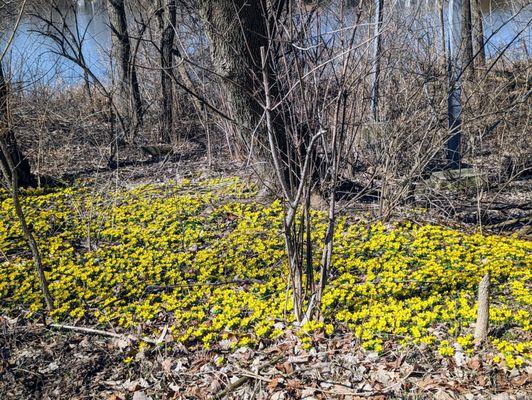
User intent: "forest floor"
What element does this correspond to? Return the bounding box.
[2,318,531,400]
[1,155,531,399]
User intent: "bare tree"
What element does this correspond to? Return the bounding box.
[157,0,177,142]
[447,0,463,168]
[0,64,34,187]
[471,0,485,67]
[461,0,474,77]
[0,0,34,187]
[257,2,368,322]
[370,0,384,121]
[437,0,447,66]
[30,0,130,167]
[108,0,143,132]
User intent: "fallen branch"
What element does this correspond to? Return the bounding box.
[484,216,531,230]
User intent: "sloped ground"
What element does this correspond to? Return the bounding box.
[0,177,530,399]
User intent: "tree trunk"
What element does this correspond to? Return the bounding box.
[461,0,474,77]
[108,0,143,132]
[0,63,34,187]
[447,0,463,168]
[370,0,384,122]
[471,0,486,68]
[158,0,177,143]
[197,0,287,182]
[438,0,447,68]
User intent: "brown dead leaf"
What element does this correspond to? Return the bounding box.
[270,392,286,400]
[287,379,302,390]
[467,357,481,370]
[161,358,173,375]
[268,377,282,391]
[184,385,204,398]
[434,389,455,400]
[491,394,512,400]
[496,372,510,389]
[392,354,405,369]
[511,373,530,387]
[417,375,440,391]
[476,374,487,387]
[209,378,223,394]
[276,361,294,375]
[330,384,354,395]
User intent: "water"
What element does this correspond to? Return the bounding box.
[2,0,530,87]
[4,0,110,86]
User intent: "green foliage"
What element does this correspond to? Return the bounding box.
[0,178,530,367]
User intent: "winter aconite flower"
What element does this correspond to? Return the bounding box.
[0,178,530,364]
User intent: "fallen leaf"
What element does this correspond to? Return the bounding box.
[161,358,173,375]
[434,389,455,400]
[276,361,294,375]
[511,373,530,386]
[270,391,286,400]
[491,394,511,400]
[132,391,148,400]
[268,377,281,391]
[287,379,302,390]
[330,384,354,395]
[467,357,481,370]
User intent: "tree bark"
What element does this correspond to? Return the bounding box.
[447,0,463,168]
[471,0,486,68]
[0,63,34,187]
[107,0,143,132]
[158,0,177,143]
[438,0,447,67]
[197,0,287,182]
[461,0,474,77]
[370,0,384,122]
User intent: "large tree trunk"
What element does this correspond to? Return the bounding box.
[471,0,486,68]
[447,0,463,168]
[158,0,177,143]
[108,0,143,132]
[0,63,34,187]
[197,0,288,182]
[461,0,474,77]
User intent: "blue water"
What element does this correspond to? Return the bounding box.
[4,0,110,86]
[2,0,530,87]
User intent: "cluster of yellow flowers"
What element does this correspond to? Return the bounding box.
[0,178,530,366]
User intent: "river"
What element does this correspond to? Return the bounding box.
[2,0,531,86]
